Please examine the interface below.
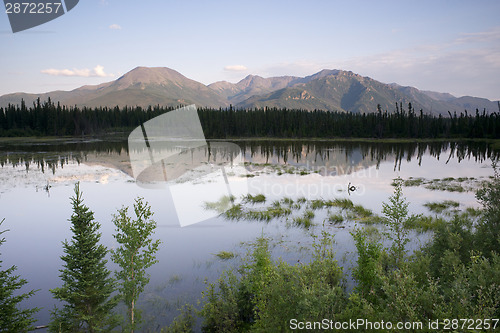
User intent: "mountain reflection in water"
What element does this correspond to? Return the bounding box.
[0,139,497,178]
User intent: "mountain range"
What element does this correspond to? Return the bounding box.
[1,66,498,115]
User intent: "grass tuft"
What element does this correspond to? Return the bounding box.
[292,216,313,229]
[242,193,266,204]
[215,251,235,260]
[405,215,446,232]
[423,200,460,214]
[328,213,344,224]
[204,195,236,214]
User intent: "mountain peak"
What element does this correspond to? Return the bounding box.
[113,66,187,88]
[0,66,497,114]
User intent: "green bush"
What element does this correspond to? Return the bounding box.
[196,169,500,331]
[476,162,500,258]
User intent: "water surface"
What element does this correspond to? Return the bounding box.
[0,139,496,329]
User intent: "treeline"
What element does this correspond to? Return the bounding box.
[1,98,500,139]
[200,103,500,139]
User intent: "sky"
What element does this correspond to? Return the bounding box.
[1,0,499,100]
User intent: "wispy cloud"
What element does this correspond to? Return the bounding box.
[41,65,114,77]
[455,26,500,44]
[224,65,247,72]
[109,24,122,30]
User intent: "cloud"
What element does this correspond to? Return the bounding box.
[455,26,500,44]
[109,24,122,30]
[41,65,114,77]
[224,65,247,72]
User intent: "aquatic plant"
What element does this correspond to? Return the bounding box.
[242,193,266,204]
[215,251,236,260]
[327,213,344,224]
[204,195,236,214]
[423,200,460,214]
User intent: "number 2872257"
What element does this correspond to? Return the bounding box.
[5,2,62,15]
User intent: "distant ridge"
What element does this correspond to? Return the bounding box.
[1,66,498,115]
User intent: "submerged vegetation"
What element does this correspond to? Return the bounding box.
[204,195,379,229]
[214,251,235,260]
[396,176,487,192]
[423,200,460,214]
[241,193,266,204]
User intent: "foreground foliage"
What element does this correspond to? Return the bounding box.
[200,232,346,332]
[198,167,500,332]
[0,219,39,332]
[111,198,161,332]
[49,183,119,332]
[5,166,499,331]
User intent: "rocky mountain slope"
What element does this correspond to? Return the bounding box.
[1,66,498,115]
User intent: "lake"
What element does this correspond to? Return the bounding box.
[0,138,497,330]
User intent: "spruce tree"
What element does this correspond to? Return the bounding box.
[49,183,118,332]
[111,198,161,332]
[0,218,39,332]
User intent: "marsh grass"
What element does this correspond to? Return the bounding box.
[332,198,355,210]
[424,200,460,214]
[399,177,425,187]
[207,193,393,230]
[405,215,447,232]
[328,213,344,224]
[303,210,315,219]
[215,251,235,260]
[292,215,313,229]
[309,199,327,210]
[426,182,465,192]
[242,193,266,204]
[396,176,487,193]
[204,195,236,214]
[224,204,243,220]
[246,206,293,222]
[309,198,355,210]
[352,204,373,218]
[360,215,386,225]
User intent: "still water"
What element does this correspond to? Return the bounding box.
[0,139,497,330]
